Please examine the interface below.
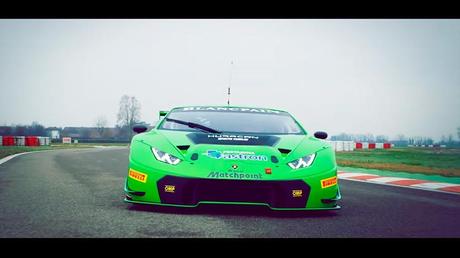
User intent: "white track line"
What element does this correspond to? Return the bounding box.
[0,152,29,165]
[0,151,52,166]
[337,172,374,178]
[409,182,458,189]
[366,177,411,183]
[0,146,126,166]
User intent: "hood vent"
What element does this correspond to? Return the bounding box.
[278,148,291,154]
[177,145,190,151]
[177,145,190,155]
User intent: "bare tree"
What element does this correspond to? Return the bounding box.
[396,134,406,141]
[448,134,454,143]
[441,135,447,144]
[375,135,388,143]
[457,127,460,141]
[95,115,108,137]
[366,133,375,142]
[117,95,141,140]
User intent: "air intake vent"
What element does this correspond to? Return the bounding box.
[278,148,291,154]
[177,145,190,151]
[191,153,198,161]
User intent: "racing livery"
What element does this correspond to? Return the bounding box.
[124,106,341,210]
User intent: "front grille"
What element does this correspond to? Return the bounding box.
[157,176,310,208]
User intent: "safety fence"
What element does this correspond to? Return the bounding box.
[326,141,393,152]
[0,136,50,146]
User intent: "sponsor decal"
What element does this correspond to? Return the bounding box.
[207,171,263,180]
[164,185,175,193]
[204,150,268,161]
[128,168,148,183]
[265,168,272,174]
[292,190,303,198]
[321,176,337,188]
[180,106,281,114]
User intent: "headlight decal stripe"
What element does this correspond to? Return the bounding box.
[288,153,316,169]
[151,147,182,165]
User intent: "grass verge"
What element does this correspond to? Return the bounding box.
[335,148,460,177]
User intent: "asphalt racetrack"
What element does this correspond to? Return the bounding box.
[0,148,459,237]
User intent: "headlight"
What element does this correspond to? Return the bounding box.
[287,153,316,169]
[151,147,181,165]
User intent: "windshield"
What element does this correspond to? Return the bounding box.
[159,108,305,135]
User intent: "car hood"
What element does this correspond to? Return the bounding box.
[135,129,329,162]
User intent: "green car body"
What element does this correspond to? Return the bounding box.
[124,106,341,210]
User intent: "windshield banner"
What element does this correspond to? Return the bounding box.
[187,133,280,146]
[178,107,283,114]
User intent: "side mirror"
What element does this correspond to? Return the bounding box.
[132,124,148,134]
[314,131,328,139]
[159,110,168,120]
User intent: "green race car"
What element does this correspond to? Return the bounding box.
[124,106,341,210]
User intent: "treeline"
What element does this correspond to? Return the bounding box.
[0,122,152,142]
[331,132,460,147]
[407,137,434,145]
[330,133,389,143]
[0,122,46,136]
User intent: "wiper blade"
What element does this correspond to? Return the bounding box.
[165,118,221,134]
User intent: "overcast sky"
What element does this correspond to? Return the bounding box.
[0,19,459,140]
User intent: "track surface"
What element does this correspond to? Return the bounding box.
[0,148,459,237]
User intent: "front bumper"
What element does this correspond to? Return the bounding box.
[124,174,341,211]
